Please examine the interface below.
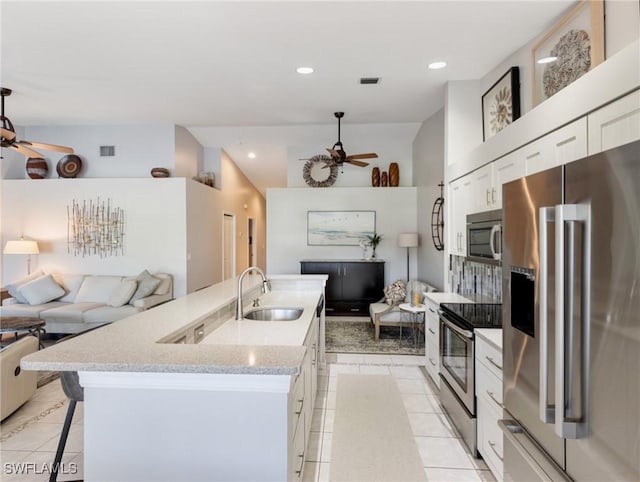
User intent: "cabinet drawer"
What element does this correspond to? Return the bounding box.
[478,398,504,481]
[290,369,305,441]
[476,337,503,380]
[476,358,503,411]
[289,413,306,481]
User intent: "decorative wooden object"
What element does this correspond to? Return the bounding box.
[57,154,82,178]
[371,167,380,187]
[381,171,388,187]
[26,158,48,179]
[151,167,170,178]
[389,162,399,186]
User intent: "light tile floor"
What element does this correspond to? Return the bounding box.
[1,354,496,482]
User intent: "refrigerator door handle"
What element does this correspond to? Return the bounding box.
[539,206,555,424]
[554,203,590,439]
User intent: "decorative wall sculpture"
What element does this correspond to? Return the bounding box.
[67,198,125,257]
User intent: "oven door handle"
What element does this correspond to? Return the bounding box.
[440,315,473,339]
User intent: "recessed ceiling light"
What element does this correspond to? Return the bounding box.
[537,56,558,64]
[248,152,256,159]
[296,67,314,74]
[428,61,447,70]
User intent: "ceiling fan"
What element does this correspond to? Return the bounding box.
[324,112,378,168]
[0,87,74,159]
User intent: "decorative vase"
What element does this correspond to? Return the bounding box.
[151,167,170,178]
[26,157,48,179]
[371,167,380,187]
[389,162,399,187]
[371,247,377,258]
[381,171,388,187]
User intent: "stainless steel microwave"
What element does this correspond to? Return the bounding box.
[466,209,502,264]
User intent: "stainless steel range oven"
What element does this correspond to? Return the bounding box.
[439,303,502,456]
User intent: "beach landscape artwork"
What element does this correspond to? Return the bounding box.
[307,211,376,246]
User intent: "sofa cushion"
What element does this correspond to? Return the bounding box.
[83,305,143,324]
[74,276,123,304]
[18,274,66,305]
[5,270,45,304]
[369,302,404,323]
[0,301,68,318]
[153,274,172,296]
[130,270,161,303]
[108,280,137,307]
[53,273,86,303]
[40,302,106,322]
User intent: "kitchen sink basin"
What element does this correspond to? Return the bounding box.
[243,307,304,321]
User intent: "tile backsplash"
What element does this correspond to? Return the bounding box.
[449,255,502,301]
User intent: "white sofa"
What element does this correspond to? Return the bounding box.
[1,271,173,334]
[1,335,38,420]
[369,280,436,341]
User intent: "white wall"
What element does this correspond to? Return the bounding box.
[1,178,189,296]
[413,108,446,290]
[266,187,417,284]
[175,125,204,179]
[444,81,482,166]
[186,180,222,292]
[203,147,222,189]
[11,125,176,179]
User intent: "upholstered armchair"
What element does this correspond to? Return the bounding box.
[369,280,436,341]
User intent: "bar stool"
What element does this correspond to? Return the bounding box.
[50,371,83,482]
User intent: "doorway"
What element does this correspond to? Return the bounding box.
[247,218,256,267]
[223,213,236,280]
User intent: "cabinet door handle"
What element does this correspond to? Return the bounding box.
[486,188,491,206]
[428,307,436,313]
[429,357,437,367]
[295,398,304,415]
[485,355,503,371]
[492,187,496,204]
[488,440,503,461]
[486,390,504,408]
[295,452,305,476]
[428,328,436,335]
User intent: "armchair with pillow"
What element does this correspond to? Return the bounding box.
[369,279,436,341]
[1,270,173,334]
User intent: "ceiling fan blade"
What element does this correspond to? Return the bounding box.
[17,140,74,154]
[1,127,16,141]
[345,159,369,167]
[12,144,43,158]
[346,152,378,160]
[326,148,340,158]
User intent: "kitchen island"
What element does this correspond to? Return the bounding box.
[21,274,327,482]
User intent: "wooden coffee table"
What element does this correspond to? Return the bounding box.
[0,316,46,349]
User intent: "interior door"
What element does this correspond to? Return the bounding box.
[223,213,235,280]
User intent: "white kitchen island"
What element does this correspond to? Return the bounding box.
[21,274,327,482]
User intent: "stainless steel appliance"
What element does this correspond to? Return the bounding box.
[501,140,640,481]
[439,303,502,455]
[467,210,502,264]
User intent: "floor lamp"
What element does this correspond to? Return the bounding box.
[3,237,39,275]
[397,233,418,282]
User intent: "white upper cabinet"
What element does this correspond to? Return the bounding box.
[472,164,494,213]
[492,151,525,208]
[524,118,588,175]
[588,89,640,154]
[449,175,472,256]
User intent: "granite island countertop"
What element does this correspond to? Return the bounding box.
[21,275,324,376]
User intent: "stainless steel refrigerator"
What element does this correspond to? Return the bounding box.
[500,140,640,481]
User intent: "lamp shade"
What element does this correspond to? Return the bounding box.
[397,232,419,248]
[3,239,39,254]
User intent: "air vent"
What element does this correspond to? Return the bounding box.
[100,146,115,157]
[360,77,380,85]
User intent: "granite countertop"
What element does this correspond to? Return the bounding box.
[475,328,503,351]
[21,275,322,376]
[300,259,385,263]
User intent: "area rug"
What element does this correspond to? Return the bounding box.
[325,319,424,355]
[330,374,427,482]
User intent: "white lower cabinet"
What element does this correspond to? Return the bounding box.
[424,298,440,388]
[475,330,504,482]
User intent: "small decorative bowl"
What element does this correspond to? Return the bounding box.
[151,167,170,178]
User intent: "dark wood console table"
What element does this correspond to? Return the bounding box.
[301,260,385,316]
[0,317,46,349]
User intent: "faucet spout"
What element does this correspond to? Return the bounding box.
[236,266,270,320]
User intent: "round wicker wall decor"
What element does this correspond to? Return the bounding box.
[303,155,338,188]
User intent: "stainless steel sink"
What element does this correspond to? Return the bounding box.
[243,307,304,321]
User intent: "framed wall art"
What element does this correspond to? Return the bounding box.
[482,67,521,141]
[531,0,604,106]
[307,210,375,246]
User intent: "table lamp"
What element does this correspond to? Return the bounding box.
[3,237,39,275]
[397,232,419,282]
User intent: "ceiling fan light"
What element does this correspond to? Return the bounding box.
[296,67,314,75]
[428,61,447,70]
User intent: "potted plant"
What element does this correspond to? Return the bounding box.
[366,232,383,258]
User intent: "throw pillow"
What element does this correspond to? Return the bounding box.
[52,273,86,302]
[107,280,138,307]
[5,269,45,303]
[383,280,406,305]
[129,270,161,303]
[17,274,66,305]
[74,276,124,304]
[153,275,171,296]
